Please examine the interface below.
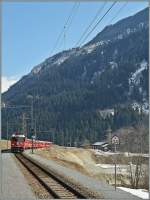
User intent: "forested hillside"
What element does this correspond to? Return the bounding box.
[2,8,149,147]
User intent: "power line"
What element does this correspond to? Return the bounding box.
[60,2,80,51]
[75,2,107,47]
[50,2,80,55]
[108,2,128,25]
[65,3,78,27]
[79,1,117,47]
[63,26,66,50]
[66,2,80,33]
[50,3,77,55]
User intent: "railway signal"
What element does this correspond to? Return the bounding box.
[111,135,120,152]
[31,135,36,154]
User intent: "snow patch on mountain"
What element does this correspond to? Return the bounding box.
[83,44,97,54]
[53,55,69,65]
[97,108,114,118]
[139,22,144,28]
[31,64,43,74]
[126,28,131,35]
[90,71,103,84]
[131,101,149,114]
[129,60,148,86]
[83,40,111,55]
[81,66,87,79]
[109,61,118,69]
[83,42,104,54]
[117,34,123,40]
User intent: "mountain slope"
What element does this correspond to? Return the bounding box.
[2,8,149,144]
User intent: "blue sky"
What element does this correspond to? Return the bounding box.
[2,1,148,92]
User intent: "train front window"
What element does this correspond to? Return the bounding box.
[11,137,25,142]
[11,137,17,142]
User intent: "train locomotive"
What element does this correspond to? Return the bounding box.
[11,133,52,152]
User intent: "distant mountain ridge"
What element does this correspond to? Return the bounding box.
[2,8,149,143]
[87,7,148,45]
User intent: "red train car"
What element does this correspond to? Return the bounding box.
[11,133,52,152]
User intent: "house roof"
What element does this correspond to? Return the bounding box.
[92,141,107,146]
[102,143,109,147]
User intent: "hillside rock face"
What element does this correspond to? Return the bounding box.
[2,8,149,143]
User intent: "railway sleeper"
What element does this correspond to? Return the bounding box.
[21,153,88,199]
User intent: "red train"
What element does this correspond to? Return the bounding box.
[11,133,52,152]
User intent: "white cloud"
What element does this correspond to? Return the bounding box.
[2,76,18,93]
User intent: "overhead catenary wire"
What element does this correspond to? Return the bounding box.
[50,2,80,55]
[78,1,117,47]
[75,1,107,47]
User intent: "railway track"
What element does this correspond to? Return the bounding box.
[15,153,87,199]
[1,149,11,153]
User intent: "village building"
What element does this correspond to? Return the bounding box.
[92,141,110,151]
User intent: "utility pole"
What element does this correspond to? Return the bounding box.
[114,144,117,191]
[32,136,34,154]
[6,121,9,149]
[111,135,119,191]
[52,132,55,143]
[34,119,37,150]
[31,97,34,132]
[34,119,37,139]
[27,95,34,137]
[22,113,27,137]
[69,136,72,147]
[3,104,31,141]
[62,131,64,146]
[106,127,112,145]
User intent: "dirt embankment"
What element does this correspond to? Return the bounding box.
[34,145,148,189]
[35,146,96,175]
[0,140,10,150]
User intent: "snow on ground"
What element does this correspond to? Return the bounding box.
[95,164,131,174]
[94,150,149,158]
[95,164,130,169]
[118,187,149,199]
[94,149,120,156]
[95,164,115,168]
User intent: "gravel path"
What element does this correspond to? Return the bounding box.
[25,152,143,200]
[0,152,36,200]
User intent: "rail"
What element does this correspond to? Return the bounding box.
[15,153,88,199]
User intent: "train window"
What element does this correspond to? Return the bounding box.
[11,137,25,142]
